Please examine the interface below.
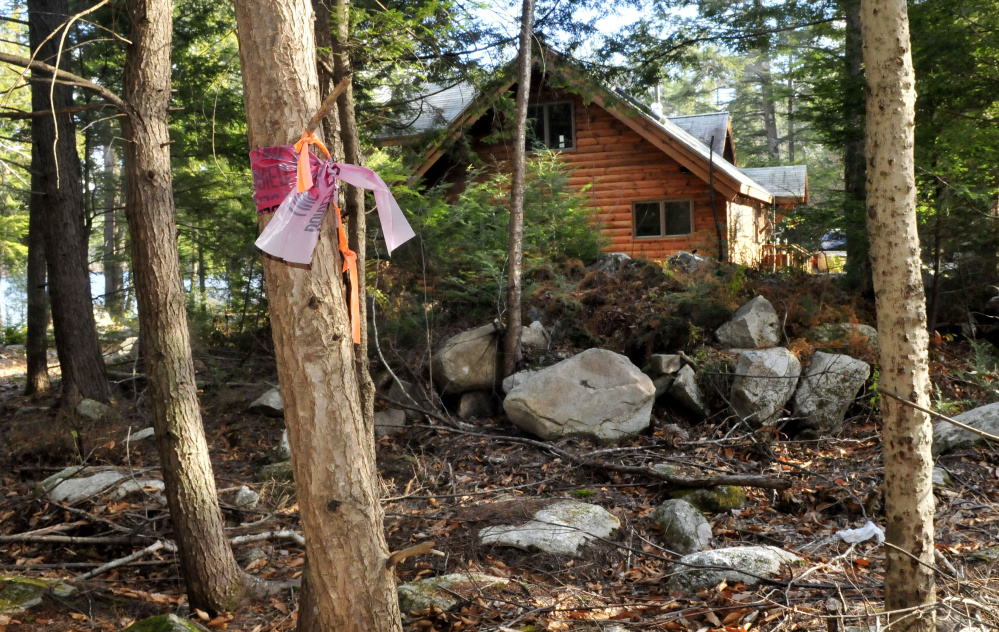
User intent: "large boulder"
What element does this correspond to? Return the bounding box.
[521,321,550,348]
[40,467,125,503]
[671,486,747,513]
[503,348,655,442]
[730,348,801,426]
[715,296,781,349]
[375,409,407,435]
[793,352,870,432]
[249,388,284,417]
[667,251,716,274]
[932,402,999,455]
[458,392,495,419]
[386,379,435,420]
[397,573,508,613]
[479,500,619,557]
[650,354,685,376]
[0,576,74,614]
[502,369,538,394]
[667,546,803,593]
[668,365,707,418]
[650,499,712,554]
[76,399,116,422]
[810,323,878,348]
[431,324,499,394]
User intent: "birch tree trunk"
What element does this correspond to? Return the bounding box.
[28,0,111,404]
[121,0,251,612]
[861,1,936,629]
[233,2,402,630]
[501,0,535,378]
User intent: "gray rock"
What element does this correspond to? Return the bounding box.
[668,365,707,418]
[480,500,620,557]
[810,323,878,348]
[0,575,75,614]
[243,548,267,564]
[36,466,85,496]
[503,348,655,443]
[731,348,801,426]
[650,499,712,554]
[397,573,508,613]
[47,468,125,503]
[112,478,165,500]
[277,429,292,461]
[431,324,499,394]
[650,354,685,376]
[76,398,116,422]
[502,369,538,394]
[458,392,495,419]
[932,467,952,488]
[589,253,631,274]
[234,485,260,510]
[104,336,139,364]
[249,388,284,417]
[671,486,747,513]
[387,379,434,420]
[793,352,870,432]
[667,545,803,593]
[375,408,407,435]
[13,406,47,418]
[521,321,549,348]
[652,375,674,398]
[128,427,156,442]
[2,344,24,351]
[122,614,202,632]
[933,402,999,455]
[715,296,781,349]
[667,251,716,274]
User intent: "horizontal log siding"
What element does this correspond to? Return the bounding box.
[460,86,730,261]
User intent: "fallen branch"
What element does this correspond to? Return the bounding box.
[230,530,305,547]
[410,424,791,490]
[878,387,999,443]
[386,541,434,569]
[77,540,177,581]
[0,533,147,545]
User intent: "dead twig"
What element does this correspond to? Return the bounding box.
[76,540,177,581]
[878,387,999,443]
[386,540,434,569]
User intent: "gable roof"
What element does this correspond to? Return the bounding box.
[380,81,476,141]
[738,166,808,205]
[381,51,805,207]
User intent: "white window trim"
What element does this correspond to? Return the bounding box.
[632,199,694,239]
[527,101,576,152]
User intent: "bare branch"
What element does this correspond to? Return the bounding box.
[0,51,126,111]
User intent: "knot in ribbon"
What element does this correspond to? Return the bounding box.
[293,131,330,193]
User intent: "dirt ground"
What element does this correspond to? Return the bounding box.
[1,335,998,632]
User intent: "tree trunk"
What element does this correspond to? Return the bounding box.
[786,51,795,163]
[233,2,402,630]
[24,152,50,395]
[843,0,871,292]
[758,56,780,161]
[861,1,936,630]
[501,0,536,378]
[28,0,111,404]
[103,143,124,319]
[121,0,252,613]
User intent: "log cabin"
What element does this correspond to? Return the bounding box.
[379,53,808,265]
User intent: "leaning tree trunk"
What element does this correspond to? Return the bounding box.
[233,1,402,630]
[121,0,252,613]
[24,151,50,395]
[28,0,111,404]
[501,0,536,378]
[861,1,936,630]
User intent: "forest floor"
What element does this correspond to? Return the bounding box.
[2,267,999,631]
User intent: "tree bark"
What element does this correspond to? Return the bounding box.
[757,55,780,161]
[28,0,111,404]
[843,0,871,292]
[102,143,124,319]
[233,2,402,630]
[24,150,50,395]
[121,0,251,613]
[861,1,936,629]
[501,0,535,378]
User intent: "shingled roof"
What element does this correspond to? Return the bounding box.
[667,112,730,156]
[738,166,809,204]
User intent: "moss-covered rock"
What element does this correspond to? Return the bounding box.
[667,546,804,593]
[397,573,508,613]
[0,576,75,614]
[254,460,294,483]
[671,486,747,513]
[122,614,202,631]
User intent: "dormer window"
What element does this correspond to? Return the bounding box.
[527,102,574,150]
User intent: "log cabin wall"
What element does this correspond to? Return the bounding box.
[728,198,763,266]
[441,82,734,261]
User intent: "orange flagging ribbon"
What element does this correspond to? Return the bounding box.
[331,200,361,345]
[294,131,331,193]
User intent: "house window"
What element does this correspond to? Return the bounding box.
[526,103,574,150]
[633,200,693,238]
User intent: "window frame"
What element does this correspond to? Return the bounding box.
[632,199,695,239]
[526,101,576,152]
